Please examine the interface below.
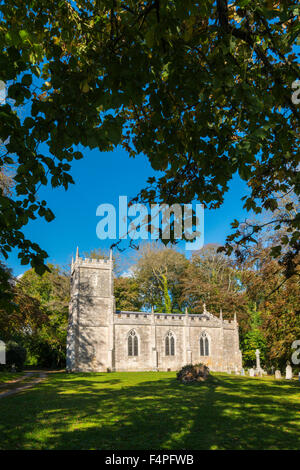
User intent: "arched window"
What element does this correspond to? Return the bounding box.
[165,331,175,356]
[200,332,210,356]
[128,330,138,356]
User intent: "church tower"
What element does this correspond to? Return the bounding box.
[66,249,114,372]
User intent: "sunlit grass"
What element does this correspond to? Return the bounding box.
[0,372,299,450]
[0,372,25,385]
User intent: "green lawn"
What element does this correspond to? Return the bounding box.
[0,371,299,450]
[0,372,25,385]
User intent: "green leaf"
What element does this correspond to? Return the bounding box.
[19,30,29,42]
[22,74,32,87]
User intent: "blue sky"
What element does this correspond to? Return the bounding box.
[7,145,250,276]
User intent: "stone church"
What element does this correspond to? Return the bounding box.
[66,250,242,372]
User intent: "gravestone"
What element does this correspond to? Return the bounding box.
[249,368,255,377]
[275,370,281,379]
[255,348,264,375]
[285,364,293,380]
[241,368,245,376]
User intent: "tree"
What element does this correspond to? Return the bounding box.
[262,285,300,369]
[0,280,45,343]
[15,264,70,367]
[0,166,14,195]
[181,244,246,317]
[19,264,70,310]
[127,1,300,273]
[237,224,300,368]
[241,304,266,368]
[0,1,299,290]
[5,340,27,371]
[223,194,300,279]
[114,276,143,312]
[0,261,15,315]
[134,243,188,311]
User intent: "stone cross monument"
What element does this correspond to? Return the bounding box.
[255,349,263,375]
[255,349,261,370]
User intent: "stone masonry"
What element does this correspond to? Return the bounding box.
[66,251,243,372]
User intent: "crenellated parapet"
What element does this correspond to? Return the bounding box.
[71,247,113,274]
[114,308,238,329]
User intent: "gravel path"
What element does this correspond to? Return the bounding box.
[0,371,47,398]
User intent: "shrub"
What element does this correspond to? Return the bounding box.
[6,341,27,371]
[177,363,210,384]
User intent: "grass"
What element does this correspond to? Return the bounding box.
[0,371,299,450]
[0,372,40,393]
[0,372,25,385]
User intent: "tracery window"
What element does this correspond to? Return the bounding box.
[128,330,138,356]
[165,331,175,356]
[200,332,209,356]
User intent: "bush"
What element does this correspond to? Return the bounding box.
[6,341,27,371]
[25,336,66,368]
[177,363,210,384]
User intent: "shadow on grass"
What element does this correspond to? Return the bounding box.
[0,372,299,450]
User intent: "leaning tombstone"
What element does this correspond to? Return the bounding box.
[275,370,281,379]
[249,368,255,377]
[285,364,293,380]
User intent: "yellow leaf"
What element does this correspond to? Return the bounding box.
[81,81,90,93]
